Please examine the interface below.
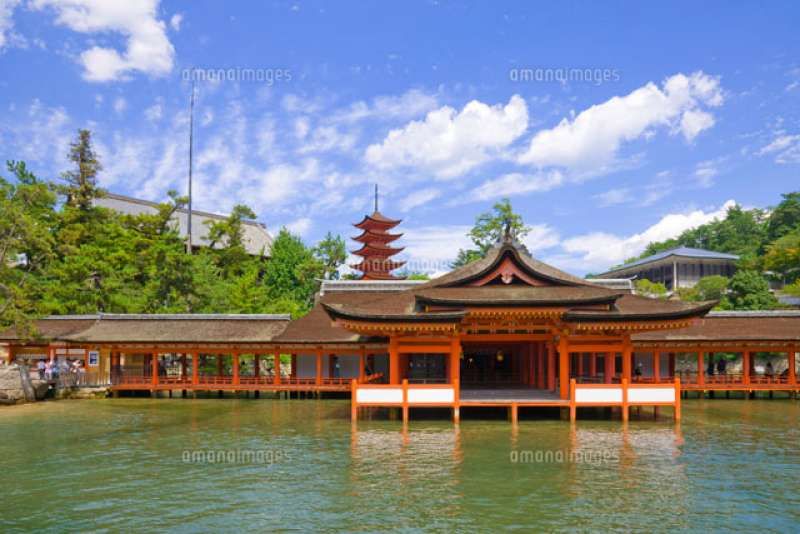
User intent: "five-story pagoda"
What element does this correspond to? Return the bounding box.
[351,186,406,280]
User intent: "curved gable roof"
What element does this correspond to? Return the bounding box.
[418,241,594,289]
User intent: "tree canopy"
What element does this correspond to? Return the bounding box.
[453,198,530,267]
[0,130,346,333]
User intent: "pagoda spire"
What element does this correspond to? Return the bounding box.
[350,185,406,280]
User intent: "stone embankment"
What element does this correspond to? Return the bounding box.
[0,364,49,404]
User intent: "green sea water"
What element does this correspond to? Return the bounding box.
[1,398,798,532]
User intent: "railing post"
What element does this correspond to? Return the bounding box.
[569,378,577,422]
[621,378,629,422]
[350,379,358,423]
[674,377,681,421]
[402,378,409,424]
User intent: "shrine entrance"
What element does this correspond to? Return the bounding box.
[460,342,528,388]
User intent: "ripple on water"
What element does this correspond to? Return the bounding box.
[0,398,799,531]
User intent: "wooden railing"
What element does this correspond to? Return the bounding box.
[351,379,458,423]
[111,372,383,389]
[569,378,681,422]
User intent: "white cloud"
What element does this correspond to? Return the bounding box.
[518,72,723,173]
[296,124,358,154]
[398,187,440,212]
[459,170,564,204]
[522,224,560,253]
[0,0,20,49]
[331,89,439,123]
[286,217,312,237]
[401,225,473,274]
[556,200,736,273]
[144,101,162,121]
[169,12,182,31]
[365,95,529,179]
[594,187,632,207]
[758,134,800,164]
[113,96,127,114]
[693,160,719,188]
[32,0,175,82]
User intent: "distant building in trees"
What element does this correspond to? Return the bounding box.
[595,247,739,291]
[94,193,273,257]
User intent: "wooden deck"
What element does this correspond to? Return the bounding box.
[459,388,567,406]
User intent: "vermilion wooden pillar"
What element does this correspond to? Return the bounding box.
[254,355,260,378]
[653,351,661,382]
[558,336,569,400]
[192,352,199,385]
[589,353,597,378]
[536,343,545,389]
[697,352,705,387]
[622,338,632,383]
[274,351,281,385]
[232,352,240,385]
[359,347,366,382]
[181,354,188,380]
[315,349,323,385]
[605,353,615,383]
[389,336,400,385]
[788,346,796,386]
[151,353,158,386]
[547,342,555,391]
[290,354,297,379]
[743,350,750,385]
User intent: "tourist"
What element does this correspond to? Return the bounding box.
[44,361,53,381]
[765,361,774,379]
[333,357,341,378]
[37,359,46,379]
[634,362,643,380]
[717,358,727,375]
[706,359,715,377]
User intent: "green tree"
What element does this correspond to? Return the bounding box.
[727,270,778,310]
[59,129,103,211]
[313,232,347,280]
[765,191,800,243]
[679,275,731,309]
[453,198,530,267]
[634,279,668,298]
[0,161,58,334]
[261,228,323,313]
[206,204,261,275]
[763,230,800,284]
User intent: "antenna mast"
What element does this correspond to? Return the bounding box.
[187,79,195,253]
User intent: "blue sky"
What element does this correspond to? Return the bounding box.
[1,1,799,275]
